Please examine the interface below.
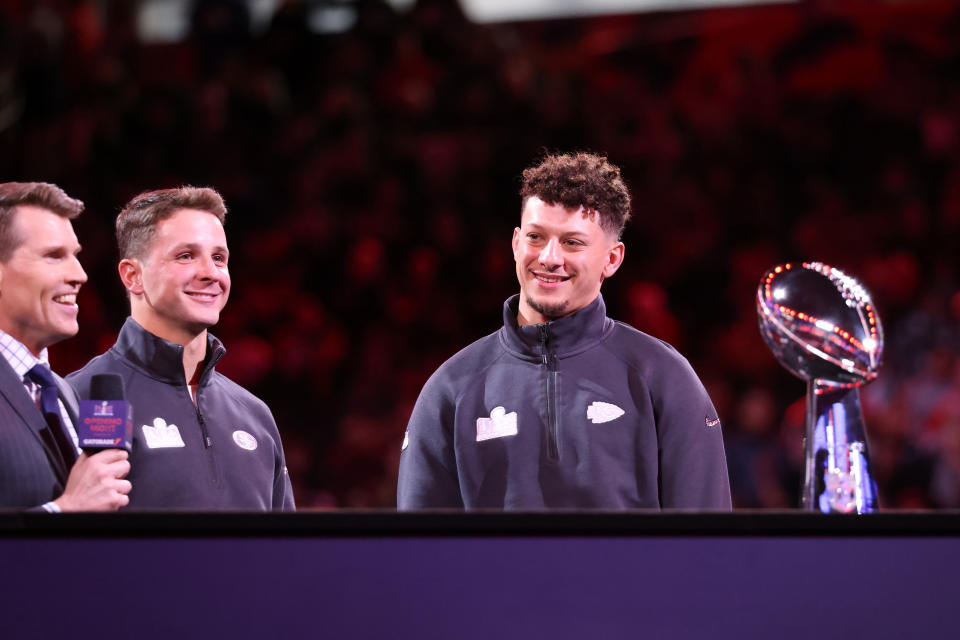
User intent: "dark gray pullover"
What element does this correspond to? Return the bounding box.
[398,294,731,509]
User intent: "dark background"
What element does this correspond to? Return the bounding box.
[2,0,960,509]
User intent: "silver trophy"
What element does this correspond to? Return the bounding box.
[757,262,883,513]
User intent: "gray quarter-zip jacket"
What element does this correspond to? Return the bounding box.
[68,318,295,511]
[398,294,731,509]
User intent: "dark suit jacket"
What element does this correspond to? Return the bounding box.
[0,355,80,509]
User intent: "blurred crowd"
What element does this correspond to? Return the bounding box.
[2,0,960,508]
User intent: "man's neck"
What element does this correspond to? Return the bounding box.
[182,331,208,385]
[0,329,50,373]
[516,308,542,327]
[0,323,48,359]
[516,300,562,327]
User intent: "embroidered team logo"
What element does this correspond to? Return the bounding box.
[587,401,625,424]
[705,416,721,427]
[476,406,518,442]
[233,430,258,451]
[142,417,186,448]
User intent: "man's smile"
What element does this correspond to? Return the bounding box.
[52,293,78,307]
[185,290,220,301]
[532,272,571,286]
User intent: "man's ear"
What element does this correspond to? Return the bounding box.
[512,227,521,258]
[602,241,625,279]
[118,258,143,295]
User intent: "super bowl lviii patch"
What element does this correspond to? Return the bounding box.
[476,406,518,442]
[142,417,186,448]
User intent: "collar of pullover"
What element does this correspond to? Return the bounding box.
[499,293,614,360]
[111,317,226,386]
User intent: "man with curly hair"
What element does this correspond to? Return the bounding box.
[398,152,731,509]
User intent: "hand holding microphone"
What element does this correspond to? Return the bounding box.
[54,375,133,511]
[54,451,131,511]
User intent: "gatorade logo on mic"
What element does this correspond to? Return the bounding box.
[78,374,133,452]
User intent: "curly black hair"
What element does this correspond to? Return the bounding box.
[520,152,631,238]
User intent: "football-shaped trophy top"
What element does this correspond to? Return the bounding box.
[757,262,883,387]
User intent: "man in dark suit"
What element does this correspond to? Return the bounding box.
[0,182,131,511]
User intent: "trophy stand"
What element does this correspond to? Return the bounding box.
[803,382,878,513]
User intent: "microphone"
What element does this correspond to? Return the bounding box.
[77,374,133,452]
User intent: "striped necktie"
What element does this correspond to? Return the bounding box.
[26,364,78,467]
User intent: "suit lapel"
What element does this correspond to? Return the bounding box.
[0,357,70,483]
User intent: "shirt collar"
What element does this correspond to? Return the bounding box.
[498,293,614,359]
[111,317,226,386]
[0,329,50,380]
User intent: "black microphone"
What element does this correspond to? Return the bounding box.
[77,374,133,452]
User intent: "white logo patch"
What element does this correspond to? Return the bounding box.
[587,401,625,424]
[233,430,258,451]
[401,429,409,451]
[142,417,186,448]
[476,406,518,442]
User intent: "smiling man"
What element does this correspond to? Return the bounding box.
[398,153,731,509]
[0,182,131,511]
[68,187,294,510]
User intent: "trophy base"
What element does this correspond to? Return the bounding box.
[802,382,879,513]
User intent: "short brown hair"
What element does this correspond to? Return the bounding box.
[520,152,632,238]
[116,186,227,260]
[0,182,84,261]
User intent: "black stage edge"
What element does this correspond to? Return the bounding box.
[2,510,960,537]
